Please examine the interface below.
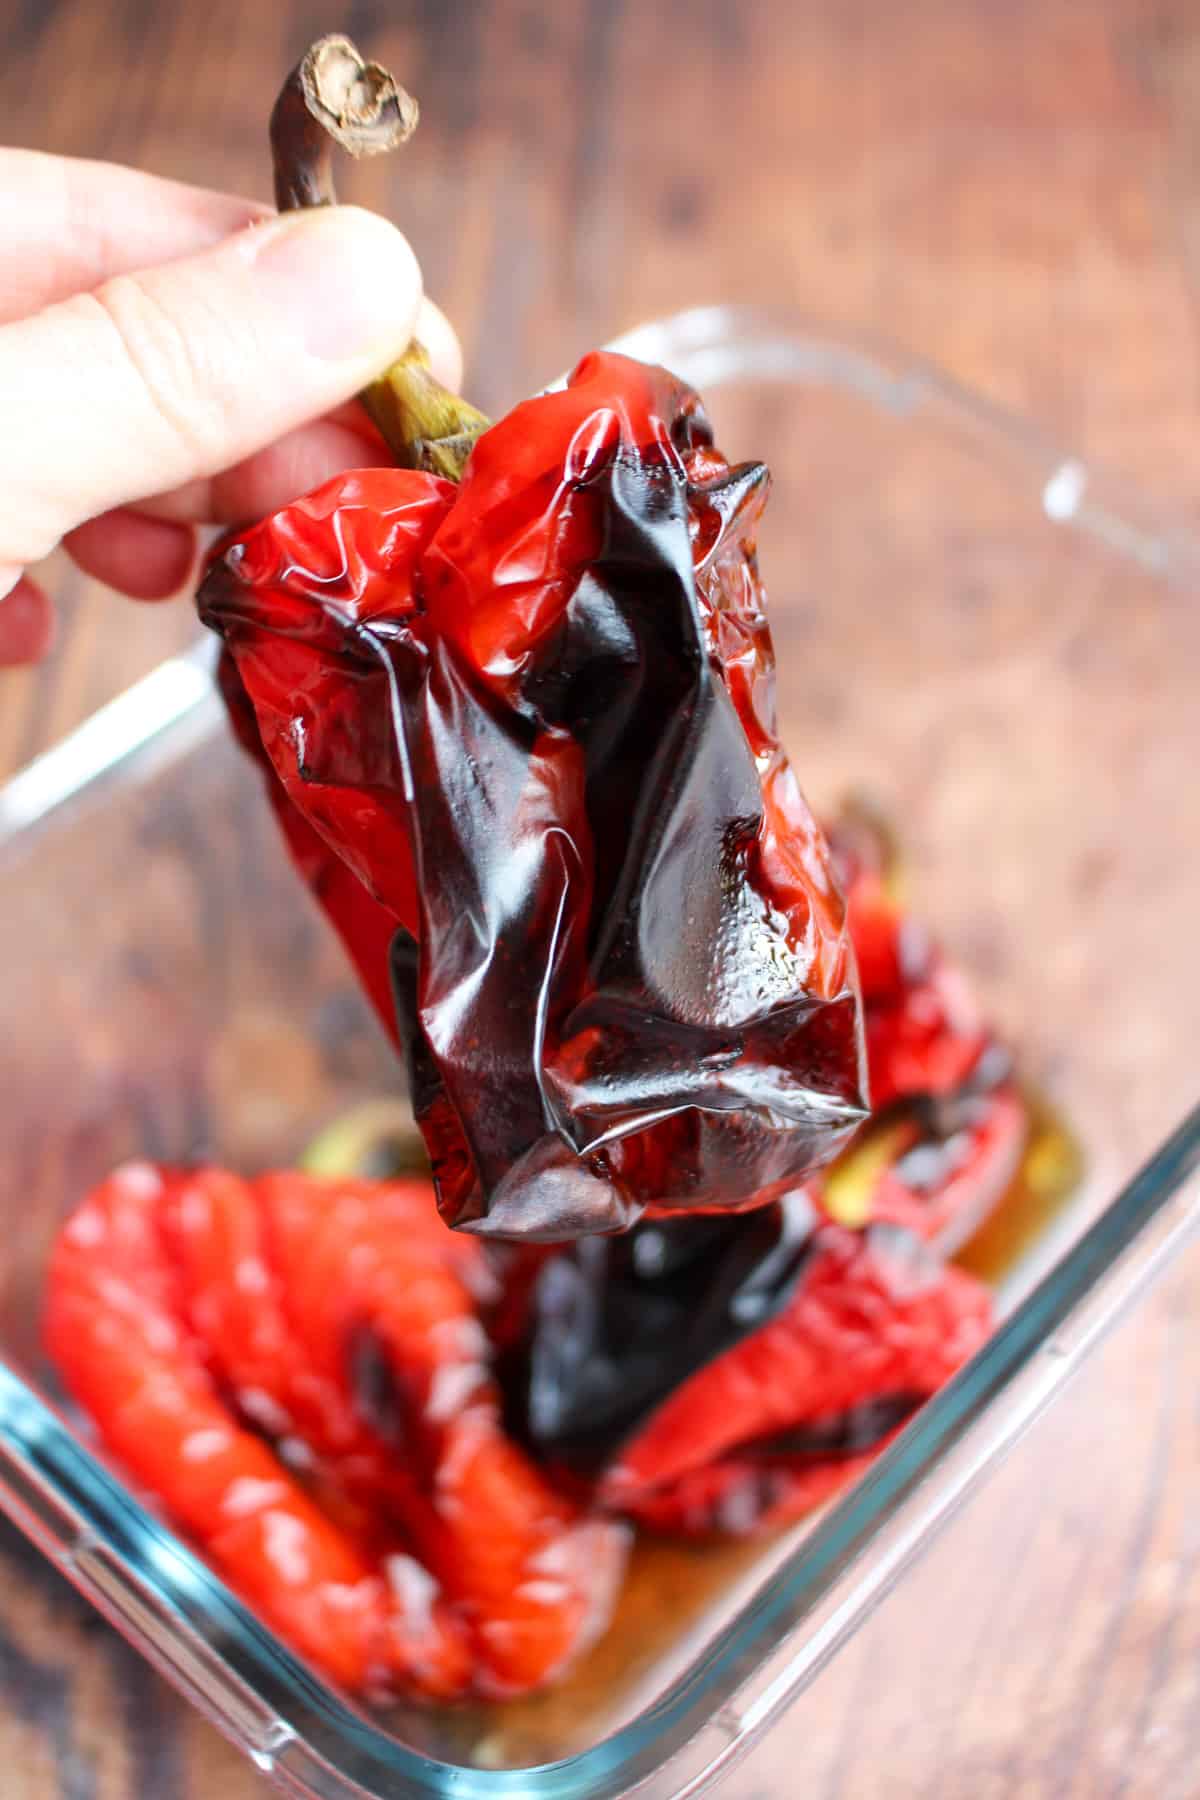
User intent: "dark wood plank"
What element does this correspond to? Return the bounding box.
[2,0,1197,785]
[1,1,1197,1795]
[735,1247,1200,1799]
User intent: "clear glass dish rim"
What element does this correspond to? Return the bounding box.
[1,304,1198,1800]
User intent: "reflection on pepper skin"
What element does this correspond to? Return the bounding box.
[200,352,868,1240]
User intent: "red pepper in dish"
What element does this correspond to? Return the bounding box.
[45,1164,627,1698]
[828,812,997,1111]
[500,811,1020,1530]
[505,1198,992,1538]
[600,1220,991,1533]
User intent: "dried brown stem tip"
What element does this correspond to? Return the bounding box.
[268,34,487,478]
[270,35,419,211]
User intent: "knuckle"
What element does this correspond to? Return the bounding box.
[85,273,231,474]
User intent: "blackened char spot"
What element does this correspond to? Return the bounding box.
[501,1193,817,1471]
[346,1324,410,1447]
[727,1392,922,1464]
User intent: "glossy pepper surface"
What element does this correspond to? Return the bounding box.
[602,1218,993,1534]
[499,809,1019,1527]
[46,1163,628,1698]
[201,351,869,1239]
[504,1199,993,1538]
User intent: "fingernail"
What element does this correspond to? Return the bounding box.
[248,206,422,364]
[0,576,56,665]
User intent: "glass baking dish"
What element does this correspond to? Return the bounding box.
[1,306,1198,1800]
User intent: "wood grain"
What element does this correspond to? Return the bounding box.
[1,1,1198,1796]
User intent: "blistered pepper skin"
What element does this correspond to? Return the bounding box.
[217,649,405,1042]
[599,1221,993,1535]
[44,1165,470,1696]
[200,353,869,1240]
[500,810,1018,1519]
[46,1165,627,1699]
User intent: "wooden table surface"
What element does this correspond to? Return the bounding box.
[3,1,1199,1794]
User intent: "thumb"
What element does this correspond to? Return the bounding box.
[0,206,422,586]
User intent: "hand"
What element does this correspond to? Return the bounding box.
[0,150,462,665]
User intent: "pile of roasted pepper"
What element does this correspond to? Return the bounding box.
[45,37,1028,1701]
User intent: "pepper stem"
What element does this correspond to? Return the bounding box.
[270,35,488,479]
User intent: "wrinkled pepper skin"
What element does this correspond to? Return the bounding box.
[200,352,868,1240]
[599,1220,991,1536]
[501,812,1018,1525]
[217,650,404,1042]
[503,1202,992,1537]
[46,1164,628,1699]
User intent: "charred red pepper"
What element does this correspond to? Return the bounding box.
[500,813,1020,1525]
[46,1163,627,1698]
[602,1220,993,1534]
[203,362,867,1240]
[505,1201,992,1536]
[200,37,867,1239]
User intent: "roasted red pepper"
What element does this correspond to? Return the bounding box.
[500,815,1019,1525]
[604,1221,992,1535]
[46,1164,627,1698]
[201,351,868,1239]
[198,33,867,1240]
[507,1204,991,1537]
[828,813,998,1110]
[45,850,1017,1682]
